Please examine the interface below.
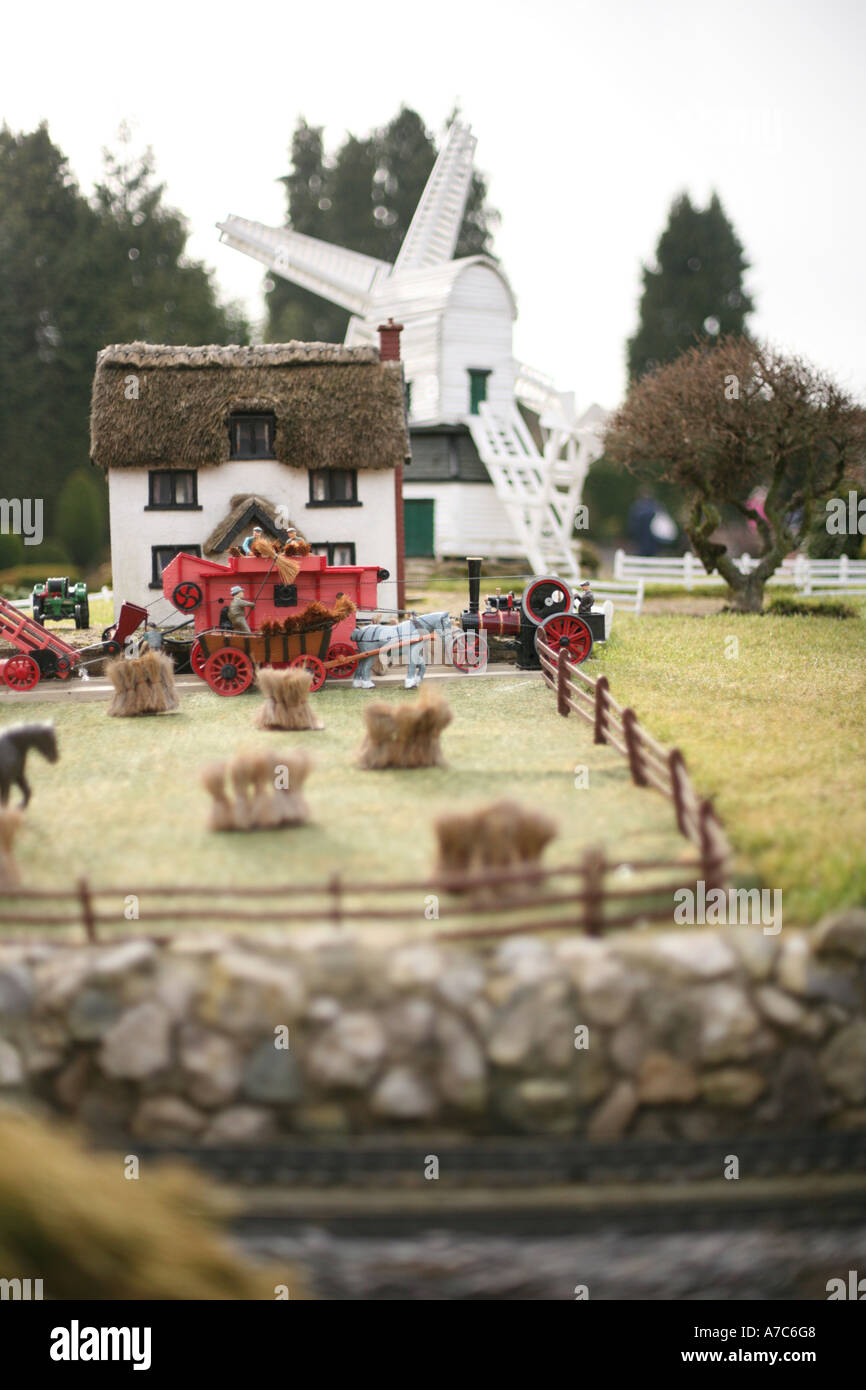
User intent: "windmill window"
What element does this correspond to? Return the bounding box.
[229,413,276,459]
[147,470,199,509]
[307,469,359,506]
[468,369,492,415]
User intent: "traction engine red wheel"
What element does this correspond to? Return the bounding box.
[289,653,326,692]
[203,648,254,696]
[172,581,203,613]
[326,642,358,680]
[3,654,40,691]
[190,638,207,679]
[450,631,489,673]
[521,577,572,626]
[536,612,593,664]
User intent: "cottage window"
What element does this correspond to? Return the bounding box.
[468,368,492,415]
[229,413,276,459]
[308,469,359,506]
[310,542,356,566]
[151,544,201,588]
[148,470,199,509]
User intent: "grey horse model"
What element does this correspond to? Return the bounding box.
[0,722,58,807]
[350,611,453,689]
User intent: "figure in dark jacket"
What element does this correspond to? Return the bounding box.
[577,581,594,616]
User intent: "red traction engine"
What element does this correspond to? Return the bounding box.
[457,557,595,669]
[162,551,389,691]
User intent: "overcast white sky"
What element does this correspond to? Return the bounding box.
[5,0,865,410]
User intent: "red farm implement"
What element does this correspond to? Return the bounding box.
[0,596,147,692]
[163,550,390,693]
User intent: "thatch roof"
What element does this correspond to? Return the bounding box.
[202,495,285,555]
[90,341,410,472]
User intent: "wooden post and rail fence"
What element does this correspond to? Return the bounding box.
[537,634,731,887]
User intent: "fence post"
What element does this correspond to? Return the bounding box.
[582,847,606,937]
[594,675,609,745]
[613,548,625,580]
[668,748,688,836]
[77,877,97,944]
[557,637,571,716]
[840,553,849,586]
[328,872,343,927]
[622,708,647,786]
[683,551,694,590]
[698,801,725,891]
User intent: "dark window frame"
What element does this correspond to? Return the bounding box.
[468,368,492,415]
[146,469,201,510]
[150,543,202,589]
[306,468,360,508]
[229,412,277,460]
[309,541,357,567]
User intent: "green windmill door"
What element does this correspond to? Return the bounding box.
[404,499,435,557]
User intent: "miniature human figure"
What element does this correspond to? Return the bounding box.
[142,622,163,651]
[241,526,264,555]
[217,601,233,631]
[577,580,594,616]
[228,585,255,633]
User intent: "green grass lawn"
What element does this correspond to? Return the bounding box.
[593,601,866,923]
[1,678,689,928]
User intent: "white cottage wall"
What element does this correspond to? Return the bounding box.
[401,479,523,560]
[108,464,398,616]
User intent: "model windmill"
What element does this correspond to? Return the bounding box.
[217,121,604,580]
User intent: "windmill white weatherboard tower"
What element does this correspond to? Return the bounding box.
[217,121,603,581]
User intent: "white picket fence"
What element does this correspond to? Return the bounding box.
[613,550,866,596]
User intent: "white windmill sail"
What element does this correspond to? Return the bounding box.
[218,122,600,578]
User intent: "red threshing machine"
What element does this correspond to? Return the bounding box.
[162,551,390,695]
[0,595,148,691]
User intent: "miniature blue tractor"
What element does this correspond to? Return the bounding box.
[31,577,90,629]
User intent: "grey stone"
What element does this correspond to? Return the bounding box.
[307,1011,386,1089]
[305,996,341,1023]
[636,1051,700,1104]
[242,1040,303,1103]
[775,936,810,994]
[754,984,808,1029]
[727,929,779,981]
[639,988,703,1056]
[371,1065,437,1119]
[0,964,34,1021]
[435,962,486,1008]
[0,1038,24,1086]
[198,951,304,1034]
[493,938,556,984]
[99,1001,172,1079]
[203,1105,277,1144]
[67,987,123,1042]
[131,1095,206,1141]
[695,983,762,1063]
[178,1024,242,1107]
[387,943,444,989]
[383,997,437,1053]
[561,944,638,1026]
[587,1081,637,1141]
[34,953,94,1010]
[623,931,736,982]
[819,1021,866,1104]
[813,909,866,960]
[436,1012,486,1110]
[701,1068,766,1107]
[90,940,157,980]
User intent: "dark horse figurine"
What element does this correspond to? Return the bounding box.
[0,722,58,807]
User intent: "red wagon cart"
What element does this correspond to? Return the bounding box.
[198,623,341,696]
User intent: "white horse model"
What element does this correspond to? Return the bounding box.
[350,611,453,689]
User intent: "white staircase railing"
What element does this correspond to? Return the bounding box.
[468,403,584,581]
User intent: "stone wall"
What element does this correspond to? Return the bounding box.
[0,913,865,1143]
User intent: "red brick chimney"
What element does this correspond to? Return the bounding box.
[377,318,404,362]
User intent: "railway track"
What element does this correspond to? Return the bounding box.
[123,1131,866,1236]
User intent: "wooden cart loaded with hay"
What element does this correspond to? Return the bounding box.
[197,601,356,696]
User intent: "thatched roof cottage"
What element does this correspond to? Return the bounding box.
[90,327,410,614]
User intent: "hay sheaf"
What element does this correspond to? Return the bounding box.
[90,343,410,473]
[0,808,22,891]
[105,652,179,717]
[202,748,314,831]
[357,695,452,770]
[434,798,558,897]
[255,668,324,731]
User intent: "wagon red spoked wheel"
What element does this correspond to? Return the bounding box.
[204,647,254,696]
[3,654,40,691]
[190,638,207,679]
[172,581,203,613]
[536,612,593,664]
[326,642,358,679]
[450,630,489,673]
[290,653,326,692]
